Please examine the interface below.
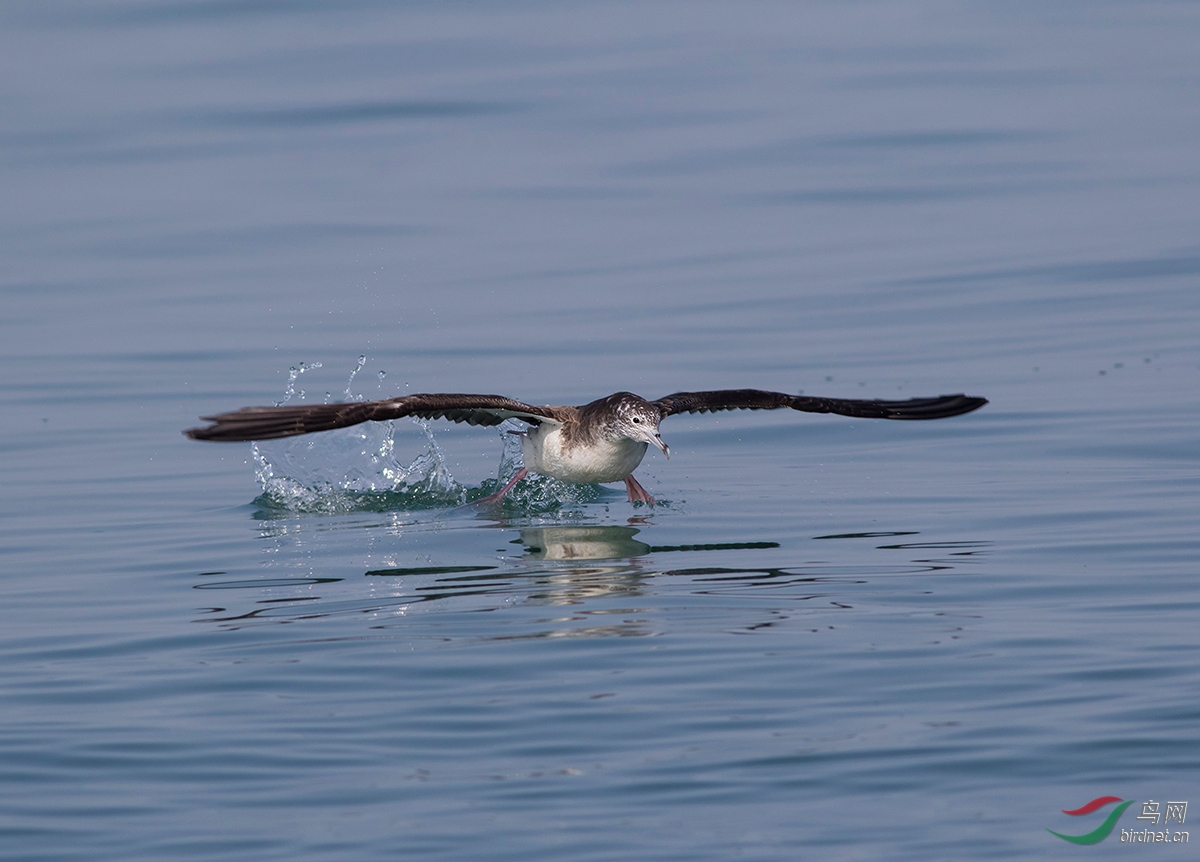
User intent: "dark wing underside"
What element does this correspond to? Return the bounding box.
[653,390,987,421]
[185,394,560,442]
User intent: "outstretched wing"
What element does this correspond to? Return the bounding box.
[185,393,561,442]
[653,390,987,421]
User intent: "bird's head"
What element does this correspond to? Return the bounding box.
[604,392,669,459]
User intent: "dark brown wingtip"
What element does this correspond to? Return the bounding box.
[962,395,988,413]
[941,394,988,417]
[182,405,328,441]
[183,416,223,441]
[880,393,988,419]
[183,416,257,442]
[183,420,240,441]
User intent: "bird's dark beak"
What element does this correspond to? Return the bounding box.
[652,432,669,459]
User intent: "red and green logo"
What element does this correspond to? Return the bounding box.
[1048,796,1134,844]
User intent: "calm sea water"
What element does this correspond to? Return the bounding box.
[3,2,1199,859]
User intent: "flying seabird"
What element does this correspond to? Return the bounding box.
[186,389,986,505]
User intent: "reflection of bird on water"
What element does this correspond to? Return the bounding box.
[187,388,987,506]
[519,526,653,560]
[516,526,782,561]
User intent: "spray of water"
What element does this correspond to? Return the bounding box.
[275,361,322,406]
[249,356,624,514]
[251,357,464,512]
[343,354,366,401]
[250,357,613,514]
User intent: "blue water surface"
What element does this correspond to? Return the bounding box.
[2,2,1198,859]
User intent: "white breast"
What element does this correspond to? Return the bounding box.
[520,424,648,484]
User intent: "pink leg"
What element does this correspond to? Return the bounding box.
[624,474,655,506]
[473,467,528,505]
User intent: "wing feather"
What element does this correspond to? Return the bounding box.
[185,394,561,442]
[653,390,987,421]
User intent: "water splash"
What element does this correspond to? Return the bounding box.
[253,438,469,513]
[275,361,322,406]
[252,414,472,513]
[343,354,366,401]
[251,358,629,515]
[251,356,462,512]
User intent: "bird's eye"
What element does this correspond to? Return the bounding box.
[632,417,641,423]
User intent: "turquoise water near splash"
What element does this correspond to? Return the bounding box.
[2,2,1199,859]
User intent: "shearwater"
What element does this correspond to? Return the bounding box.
[186,389,987,505]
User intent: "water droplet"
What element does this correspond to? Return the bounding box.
[344,354,369,400]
